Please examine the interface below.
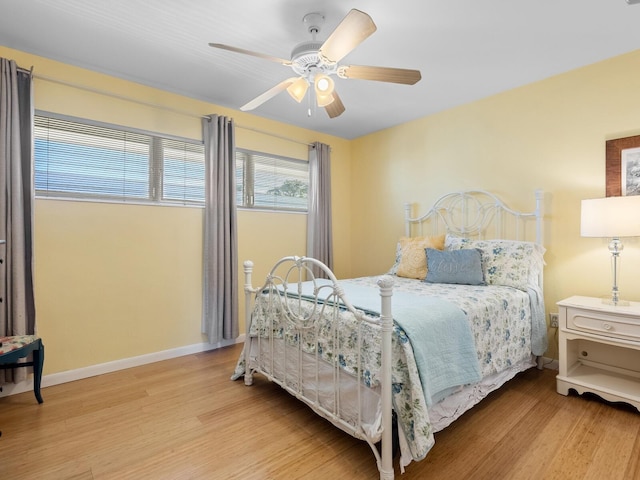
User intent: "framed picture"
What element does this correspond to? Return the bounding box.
[606,135,640,196]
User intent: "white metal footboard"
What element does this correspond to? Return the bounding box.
[243,257,395,480]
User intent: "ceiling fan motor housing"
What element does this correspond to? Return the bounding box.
[290,41,336,78]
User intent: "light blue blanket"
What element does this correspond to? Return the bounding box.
[286,279,482,406]
[528,285,548,356]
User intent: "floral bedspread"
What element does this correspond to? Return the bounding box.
[349,276,535,379]
[233,276,536,462]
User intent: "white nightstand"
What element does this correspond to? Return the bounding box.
[556,295,640,412]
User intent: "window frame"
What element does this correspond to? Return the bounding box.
[34,111,205,207]
[235,148,309,213]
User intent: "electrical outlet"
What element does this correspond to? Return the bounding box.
[549,312,559,328]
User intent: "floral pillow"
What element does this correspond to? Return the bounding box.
[445,234,545,291]
[388,235,445,279]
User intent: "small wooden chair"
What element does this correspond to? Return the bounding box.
[0,335,45,437]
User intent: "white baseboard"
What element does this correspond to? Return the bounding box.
[0,335,245,399]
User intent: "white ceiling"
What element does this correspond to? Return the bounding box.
[1,0,640,139]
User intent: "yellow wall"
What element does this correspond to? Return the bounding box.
[351,50,640,358]
[0,46,352,374]
[4,44,640,374]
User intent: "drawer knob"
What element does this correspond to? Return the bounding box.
[603,323,613,331]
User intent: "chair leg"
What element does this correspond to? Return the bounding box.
[32,341,44,404]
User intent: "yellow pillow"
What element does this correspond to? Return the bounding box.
[396,235,445,279]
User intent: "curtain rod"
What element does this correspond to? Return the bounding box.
[16,65,33,76]
[34,73,313,147]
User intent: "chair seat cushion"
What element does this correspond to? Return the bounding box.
[0,335,40,356]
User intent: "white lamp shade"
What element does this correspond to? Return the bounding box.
[581,196,640,237]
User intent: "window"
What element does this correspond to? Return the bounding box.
[34,114,205,205]
[34,113,308,212]
[236,149,308,212]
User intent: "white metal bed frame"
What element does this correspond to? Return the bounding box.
[241,190,544,480]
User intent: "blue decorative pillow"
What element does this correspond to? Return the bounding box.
[424,248,486,285]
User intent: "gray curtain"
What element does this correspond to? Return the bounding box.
[306,142,333,277]
[202,114,239,343]
[0,58,36,383]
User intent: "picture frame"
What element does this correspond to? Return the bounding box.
[606,134,640,196]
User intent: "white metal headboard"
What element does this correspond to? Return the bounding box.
[404,190,544,245]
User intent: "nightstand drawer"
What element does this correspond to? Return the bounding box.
[566,307,640,341]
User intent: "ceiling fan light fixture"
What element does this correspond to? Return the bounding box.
[314,74,335,107]
[315,74,334,94]
[316,91,335,107]
[287,77,309,103]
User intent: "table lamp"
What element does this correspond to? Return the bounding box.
[581,195,640,305]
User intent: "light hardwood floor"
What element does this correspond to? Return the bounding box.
[2,343,640,480]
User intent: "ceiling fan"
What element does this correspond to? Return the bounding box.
[209,9,421,119]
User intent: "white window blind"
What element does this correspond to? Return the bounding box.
[161,138,205,203]
[34,114,205,205]
[34,113,308,212]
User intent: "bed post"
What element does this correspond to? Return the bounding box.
[404,202,412,237]
[534,189,544,246]
[534,190,545,371]
[377,275,395,480]
[243,260,255,386]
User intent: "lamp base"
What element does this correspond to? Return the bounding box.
[601,296,630,306]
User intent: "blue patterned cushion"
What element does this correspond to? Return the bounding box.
[425,248,486,285]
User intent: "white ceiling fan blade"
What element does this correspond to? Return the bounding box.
[324,91,345,118]
[209,43,291,66]
[319,9,376,64]
[338,65,422,85]
[241,78,297,111]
